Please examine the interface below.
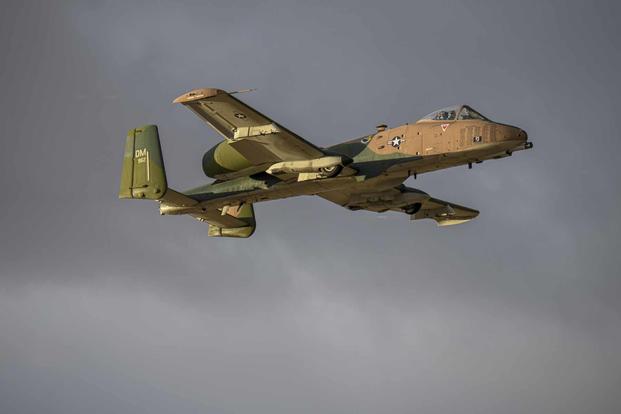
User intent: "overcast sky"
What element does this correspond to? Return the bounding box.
[1,1,620,413]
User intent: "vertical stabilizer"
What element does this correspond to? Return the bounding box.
[119,125,168,200]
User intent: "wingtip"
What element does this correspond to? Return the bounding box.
[172,88,226,104]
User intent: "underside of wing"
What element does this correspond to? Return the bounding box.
[174,88,326,164]
[410,196,479,226]
[319,185,479,226]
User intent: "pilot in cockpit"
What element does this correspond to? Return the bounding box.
[433,110,456,121]
[434,111,448,120]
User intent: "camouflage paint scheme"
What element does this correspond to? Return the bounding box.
[119,88,532,238]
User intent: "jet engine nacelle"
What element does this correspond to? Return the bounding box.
[203,141,346,180]
[202,141,253,178]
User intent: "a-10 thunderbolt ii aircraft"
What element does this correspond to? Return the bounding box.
[119,88,532,238]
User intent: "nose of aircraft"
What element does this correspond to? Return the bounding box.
[498,125,527,142]
[499,125,532,152]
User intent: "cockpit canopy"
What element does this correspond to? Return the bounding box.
[418,105,489,122]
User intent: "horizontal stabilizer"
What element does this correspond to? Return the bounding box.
[202,204,256,238]
[158,191,256,238]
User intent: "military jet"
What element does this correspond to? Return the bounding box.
[119,88,532,238]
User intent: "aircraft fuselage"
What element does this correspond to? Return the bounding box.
[186,117,530,206]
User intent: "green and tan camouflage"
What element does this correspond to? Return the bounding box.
[119,89,532,238]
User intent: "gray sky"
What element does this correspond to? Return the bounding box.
[1,1,620,413]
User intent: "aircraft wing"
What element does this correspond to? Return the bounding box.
[173,88,326,165]
[319,185,479,226]
[409,196,480,226]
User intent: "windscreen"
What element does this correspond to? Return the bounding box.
[458,106,488,120]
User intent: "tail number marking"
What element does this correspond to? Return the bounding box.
[134,148,150,181]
